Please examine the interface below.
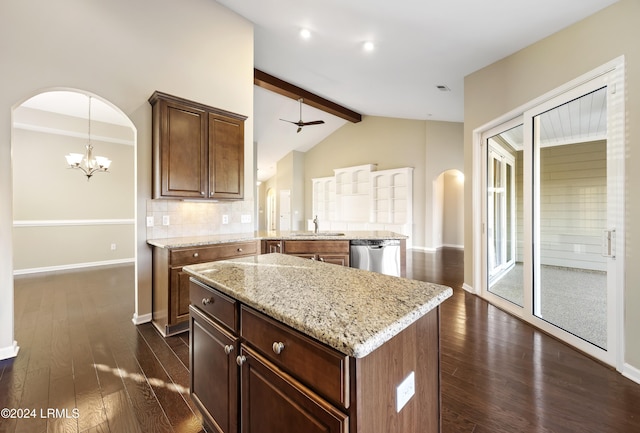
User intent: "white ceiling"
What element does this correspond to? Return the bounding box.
[218,0,618,180]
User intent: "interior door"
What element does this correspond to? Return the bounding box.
[279,189,291,231]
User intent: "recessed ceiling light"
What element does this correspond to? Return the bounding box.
[363,41,375,52]
[300,28,311,39]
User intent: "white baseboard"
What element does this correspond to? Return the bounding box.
[441,243,464,250]
[622,362,640,385]
[0,341,19,360]
[132,313,152,325]
[462,283,476,294]
[410,245,464,252]
[13,258,135,276]
[410,246,438,252]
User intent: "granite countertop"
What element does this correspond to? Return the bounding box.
[147,230,408,249]
[183,253,452,358]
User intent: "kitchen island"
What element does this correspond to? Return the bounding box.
[183,253,452,433]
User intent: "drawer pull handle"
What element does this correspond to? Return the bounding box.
[236,355,246,366]
[202,297,213,306]
[272,342,285,355]
[193,252,199,258]
[237,248,243,252]
[224,345,234,355]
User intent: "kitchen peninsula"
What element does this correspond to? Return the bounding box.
[183,253,452,433]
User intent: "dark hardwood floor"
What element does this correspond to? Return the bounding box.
[1,250,639,433]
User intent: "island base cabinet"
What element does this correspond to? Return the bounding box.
[239,346,349,433]
[351,307,440,433]
[190,305,239,433]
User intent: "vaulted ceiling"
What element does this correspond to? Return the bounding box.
[216,0,619,181]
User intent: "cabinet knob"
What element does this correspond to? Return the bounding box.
[311,257,316,261]
[236,355,246,366]
[193,252,199,258]
[276,243,281,248]
[237,248,243,252]
[202,297,213,306]
[272,341,285,355]
[319,257,325,262]
[224,345,234,355]
[200,191,205,195]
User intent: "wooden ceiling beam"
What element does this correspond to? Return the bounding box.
[254,68,362,123]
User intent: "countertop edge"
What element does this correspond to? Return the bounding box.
[148,230,408,249]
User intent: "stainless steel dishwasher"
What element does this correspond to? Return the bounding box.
[350,239,401,277]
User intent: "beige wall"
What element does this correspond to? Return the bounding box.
[0,0,253,357]
[464,0,640,371]
[304,115,463,249]
[12,106,135,271]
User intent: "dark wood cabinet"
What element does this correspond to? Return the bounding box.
[261,240,350,266]
[190,305,239,433]
[189,278,442,433]
[261,240,282,254]
[151,240,257,336]
[150,91,246,200]
[239,346,348,433]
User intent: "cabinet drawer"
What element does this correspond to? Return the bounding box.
[282,240,349,254]
[171,241,257,266]
[190,279,238,332]
[240,306,349,409]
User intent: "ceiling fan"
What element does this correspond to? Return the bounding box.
[280,98,325,133]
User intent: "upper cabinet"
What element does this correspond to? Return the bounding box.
[149,91,246,200]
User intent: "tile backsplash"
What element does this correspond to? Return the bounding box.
[146,199,255,239]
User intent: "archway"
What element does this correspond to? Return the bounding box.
[11,88,138,320]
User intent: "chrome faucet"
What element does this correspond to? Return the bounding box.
[313,215,319,234]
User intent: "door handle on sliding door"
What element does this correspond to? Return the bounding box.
[602,229,616,258]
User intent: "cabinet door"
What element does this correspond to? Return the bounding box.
[158,100,207,198]
[209,113,244,199]
[170,268,192,325]
[317,254,350,267]
[262,240,282,254]
[239,346,348,433]
[190,306,239,433]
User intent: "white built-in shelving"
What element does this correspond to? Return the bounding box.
[311,164,414,244]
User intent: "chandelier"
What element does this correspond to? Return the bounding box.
[65,95,112,180]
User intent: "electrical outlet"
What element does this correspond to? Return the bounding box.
[396,371,415,413]
[222,214,229,224]
[241,214,251,224]
[110,243,117,251]
[146,216,154,227]
[162,215,170,226]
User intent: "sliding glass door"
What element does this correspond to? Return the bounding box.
[530,86,611,351]
[480,60,624,366]
[485,122,523,307]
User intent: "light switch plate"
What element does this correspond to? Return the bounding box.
[146,216,154,227]
[241,214,251,223]
[162,215,170,226]
[396,371,415,413]
[222,215,229,224]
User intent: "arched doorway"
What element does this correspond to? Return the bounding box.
[11,89,138,314]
